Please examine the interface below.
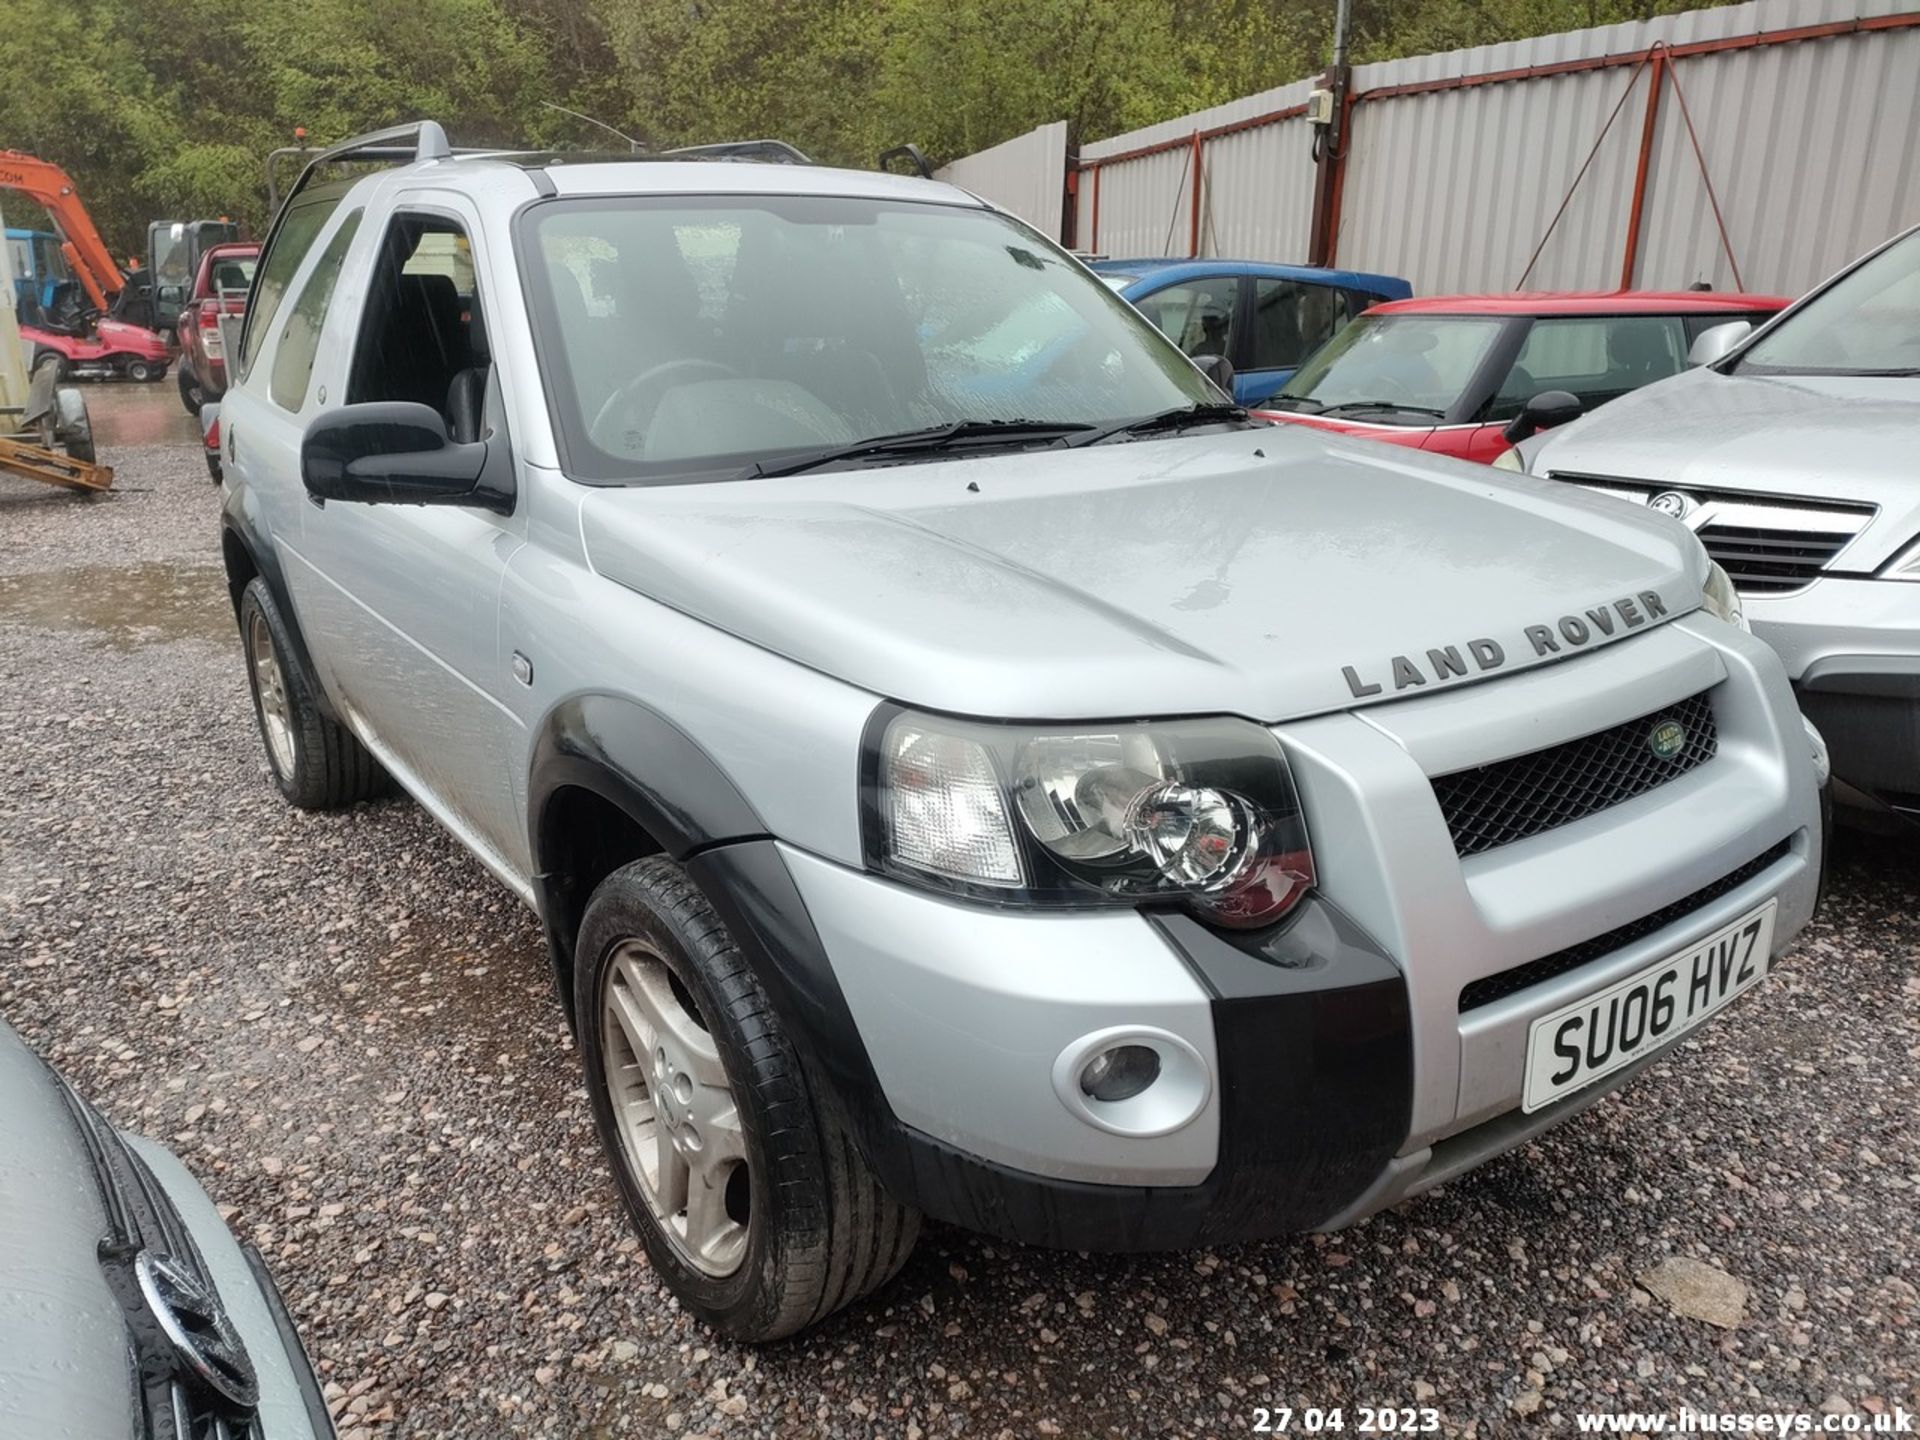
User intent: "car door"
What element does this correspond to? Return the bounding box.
[1127,274,1243,394]
[221,187,361,586]
[1466,314,1691,464]
[283,197,533,883]
[1238,276,1357,406]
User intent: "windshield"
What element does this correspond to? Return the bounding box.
[522,195,1217,481]
[1267,313,1507,422]
[1738,228,1920,376]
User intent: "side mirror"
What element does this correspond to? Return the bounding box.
[157,284,184,305]
[1502,389,1582,445]
[301,402,511,512]
[877,143,933,178]
[1688,319,1752,367]
[1192,353,1236,398]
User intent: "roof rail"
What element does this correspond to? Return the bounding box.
[266,120,457,209]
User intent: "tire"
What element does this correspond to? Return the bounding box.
[238,577,385,810]
[31,348,67,382]
[178,365,205,415]
[576,857,919,1341]
[125,359,159,383]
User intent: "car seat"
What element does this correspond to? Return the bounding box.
[447,299,490,444]
[1606,323,1676,384]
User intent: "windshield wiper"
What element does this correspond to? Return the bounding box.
[1316,399,1448,418]
[750,419,1094,478]
[1064,401,1251,447]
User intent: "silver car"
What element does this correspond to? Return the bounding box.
[217,122,1824,1340]
[1520,223,1920,827]
[0,1019,332,1438]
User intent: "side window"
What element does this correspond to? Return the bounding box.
[1488,315,1687,420]
[349,214,490,442]
[1135,277,1239,359]
[237,192,347,378]
[1249,278,1347,371]
[268,211,362,413]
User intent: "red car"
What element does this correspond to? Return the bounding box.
[175,241,260,414]
[1257,291,1789,463]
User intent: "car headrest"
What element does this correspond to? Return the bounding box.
[1607,323,1671,370]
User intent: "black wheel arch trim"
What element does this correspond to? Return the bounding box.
[679,841,1416,1251]
[527,694,771,1017]
[219,494,336,724]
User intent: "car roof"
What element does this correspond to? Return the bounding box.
[1086,256,1410,294]
[1369,291,1791,317]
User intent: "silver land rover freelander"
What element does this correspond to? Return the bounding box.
[216,122,1825,1341]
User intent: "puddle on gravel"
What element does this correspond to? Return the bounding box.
[84,380,204,449]
[0,563,232,649]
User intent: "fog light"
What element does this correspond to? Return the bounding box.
[1078,1044,1161,1102]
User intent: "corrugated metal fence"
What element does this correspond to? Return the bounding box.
[947,0,1920,298]
[935,121,1071,242]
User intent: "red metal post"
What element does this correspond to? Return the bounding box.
[1188,131,1204,256]
[1322,90,1357,266]
[1090,164,1102,252]
[1620,50,1667,289]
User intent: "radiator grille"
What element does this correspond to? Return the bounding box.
[1697,523,1857,594]
[1457,839,1791,1012]
[1545,473,1873,597]
[1433,691,1717,858]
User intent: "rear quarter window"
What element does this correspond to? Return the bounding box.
[237,190,349,380]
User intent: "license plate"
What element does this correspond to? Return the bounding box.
[1522,900,1776,1112]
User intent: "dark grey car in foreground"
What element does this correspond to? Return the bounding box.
[0,1020,332,1439]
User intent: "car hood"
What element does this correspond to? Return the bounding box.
[579,427,1704,722]
[1259,411,1435,448]
[1533,366,1920,568]
[0,1025,131,1436]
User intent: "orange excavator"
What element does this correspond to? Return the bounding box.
[0,158,113,491]
[0,150,125,315]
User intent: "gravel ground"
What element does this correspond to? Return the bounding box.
[1,395,1916,1438]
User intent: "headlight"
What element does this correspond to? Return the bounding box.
[866,708,1315,929]
[1491,446,1524,472]
[1881,535,1920,581]
[1700,558,1749,632]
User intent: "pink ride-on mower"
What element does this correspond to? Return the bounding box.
[23,316,172,384]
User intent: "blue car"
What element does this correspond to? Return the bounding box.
[1087,258,1413,406]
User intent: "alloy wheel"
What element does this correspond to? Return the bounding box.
[247,610,297,779]
[601,939,750,1277]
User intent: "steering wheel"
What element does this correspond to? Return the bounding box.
[589,358,738,452]
[1369,371,1420,403]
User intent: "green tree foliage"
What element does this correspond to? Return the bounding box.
[0,0,1738,253]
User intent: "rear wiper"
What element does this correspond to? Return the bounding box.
[1317,399,1447,418]
[750,419,1093,478]
[1064,401,1251,447]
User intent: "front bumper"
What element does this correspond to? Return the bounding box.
[692,617,1822,1251]
[1746,576,1920,817]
